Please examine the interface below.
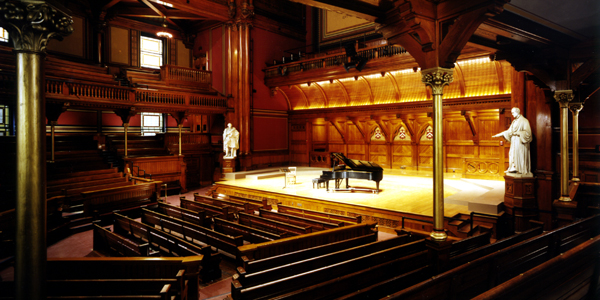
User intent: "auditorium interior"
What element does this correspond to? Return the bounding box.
[0,0,599,299]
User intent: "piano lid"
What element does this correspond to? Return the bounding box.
[330,152,383,171]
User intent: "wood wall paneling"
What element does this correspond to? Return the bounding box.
[110,26,130,65]
[47,15,85,58]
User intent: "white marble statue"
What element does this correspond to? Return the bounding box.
[223,123,239,158]
[492,107,533,176]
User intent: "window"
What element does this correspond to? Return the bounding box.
[0,27,8,43]
[0,105,10,136]
[140,36,163,69]
[140,112,163,136]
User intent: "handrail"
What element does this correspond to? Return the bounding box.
[161,64,211,84]
[264,44,407,79]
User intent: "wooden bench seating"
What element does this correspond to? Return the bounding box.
[47,168,123,186]
[213,217,282,244]
[81,181,160,218]
[45,57,117,85]
[113,213,222,282]
[384,214,600,300]
[141,208,243,260]
[47,279,175,299]
[277,204,362,225]
[45,256,202,300]
[47,177,130,198]
[194,193,262,215]
[235,234,413,289]
[471,235,600,300]
[238,221,377,262]
[448,225,544,270]
[258,208,342,231]
[154,202,207,227]
[241,232,377,273]
[180,197,233,221]
[231,239,428,299]
[93,223,152,256]
[448,230,492,258]
[238,211,311,236]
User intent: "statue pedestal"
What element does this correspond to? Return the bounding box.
[504,174,536,232]
[223,157,236,173]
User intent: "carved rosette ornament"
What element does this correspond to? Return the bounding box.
[421,67,454,95]
[0,0,73,52]
[554,90,575,108]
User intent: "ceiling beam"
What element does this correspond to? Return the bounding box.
[116,7,205,20]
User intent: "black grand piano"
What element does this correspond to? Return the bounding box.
[320,152,383,194]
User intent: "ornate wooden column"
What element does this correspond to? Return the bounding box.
[0,1,73,299]
[422,68,453,240]
[225,0,253,169]
[554,90,574,201]
[569,102,583,182]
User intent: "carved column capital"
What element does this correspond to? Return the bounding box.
[0,0,73,53]
[569,102,583,115]
[421,67,454,95]
[553,90,574,108]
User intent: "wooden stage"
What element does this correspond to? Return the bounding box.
[213,167,505,230]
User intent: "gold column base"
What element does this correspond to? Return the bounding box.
[571,177,580,182]
[558,196,572,202]
[430,229,448,241]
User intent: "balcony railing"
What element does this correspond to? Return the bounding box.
[40,77,227,109]
[265,44,407,79]
[161,65,211,88]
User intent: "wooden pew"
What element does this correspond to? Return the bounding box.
[231,239,428,300]
[93,223,151,256]
[46,256,202,300]
[47,176,129,198]
[113,212,222,282]
[257,207,342,231]
[81,181,161,218]
[194,193,261,215]
[448,225,544,270]
[47,168,122,186]
[277,203,362,225]
[384,214,600,300]
[235,234,412,289]
[241,232,377,273]
[238,211,312,236]
[154,202,206,227]
[47,279,175,299]
[471,236,600,300]
[180,197,233,221]
[238,221,377,262]
[213,217,282,244]
[141,208,243,260]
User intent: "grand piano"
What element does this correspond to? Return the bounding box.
[320,152,383,194]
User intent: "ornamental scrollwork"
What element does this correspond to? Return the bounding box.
[0,0,73,52]
[421,68,454,95]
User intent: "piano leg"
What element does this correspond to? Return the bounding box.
[345,178,349,188]
[376,181,380,194]
[326,180,329,191]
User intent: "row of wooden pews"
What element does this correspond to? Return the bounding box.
[0,256,203,300]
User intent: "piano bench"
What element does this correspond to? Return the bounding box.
[312,178,328,189]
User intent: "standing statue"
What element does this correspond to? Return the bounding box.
[223,123,239,158]
[492,107,533,175]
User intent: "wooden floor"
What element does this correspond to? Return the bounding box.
[216,167,504,222]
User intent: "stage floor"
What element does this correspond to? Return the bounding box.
[218,167,505,217]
